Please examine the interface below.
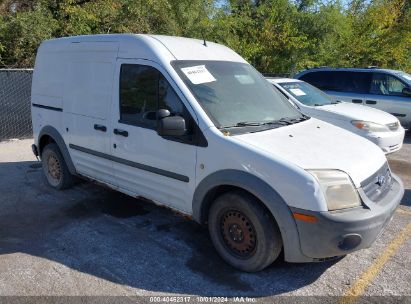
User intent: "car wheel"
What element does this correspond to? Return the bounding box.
[208,190,282,272]
[42,143,75,190]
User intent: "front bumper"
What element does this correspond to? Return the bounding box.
[365,127,405,154]
[291,173,404,260]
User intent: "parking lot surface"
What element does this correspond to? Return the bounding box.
[0,135,410,302]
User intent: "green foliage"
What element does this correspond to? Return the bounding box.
[0,0,409,74]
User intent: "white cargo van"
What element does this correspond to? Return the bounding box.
[31,34,404,272]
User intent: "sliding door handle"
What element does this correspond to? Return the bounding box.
[352,99,362,104]
[113,128,128,137]
[366,100,377,105]
[94,124,107,132]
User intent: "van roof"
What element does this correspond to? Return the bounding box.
[40,34,247,64]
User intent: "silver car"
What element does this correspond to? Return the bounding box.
[294,68,411,129]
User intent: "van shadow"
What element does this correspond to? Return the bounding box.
[0,161,337,296]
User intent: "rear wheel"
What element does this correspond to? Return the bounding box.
[42,143,75,190]
[208,191,282,272]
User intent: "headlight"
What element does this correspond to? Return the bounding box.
[351,120,390,132]
[308,170,361,211]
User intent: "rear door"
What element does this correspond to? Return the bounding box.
[109,59,199,213]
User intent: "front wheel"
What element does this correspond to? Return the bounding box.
[208,191,283,272]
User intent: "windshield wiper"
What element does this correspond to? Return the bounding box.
[220,115,309,129]
[264,119,293,126]
[314,101,338,106]
[264,115,309,126]
[220,121,264,129]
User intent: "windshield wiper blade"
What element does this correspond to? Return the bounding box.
[265,117,297,125]
[236,121,264,127]
[220,121,264,128]
[264,115,309,126]
[297,114,310,121]
[221,116,309,129]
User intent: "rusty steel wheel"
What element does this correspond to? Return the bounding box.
[220,210,257,258]
[47,154,62,182]
[42,143,75,190]
[208,191,283,272]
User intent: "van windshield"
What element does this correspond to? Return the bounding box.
[277,81,335,106]
[172,60,305,130]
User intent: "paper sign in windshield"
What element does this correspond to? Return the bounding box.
[290,88,306,96]
[181,65,216,85]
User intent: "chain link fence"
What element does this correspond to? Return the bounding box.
[0,69,33,141]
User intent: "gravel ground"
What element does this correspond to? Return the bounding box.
[0,135,410,303]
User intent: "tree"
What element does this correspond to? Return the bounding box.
[0,0,409,73]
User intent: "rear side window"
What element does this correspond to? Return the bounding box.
[370,73,407,96]
[299,71,333,90]
[300,71,371,93]
[119,64,189,128]
[336,72,371,94]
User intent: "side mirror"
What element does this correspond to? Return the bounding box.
[402,87,411,96]
[157,109,186,137]
[157,109,171,119]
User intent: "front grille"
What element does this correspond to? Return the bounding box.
[361,162,393,202]
[387,122,399,131]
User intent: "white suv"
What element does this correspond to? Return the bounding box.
[295,68,411,130]
[31,34,404,272]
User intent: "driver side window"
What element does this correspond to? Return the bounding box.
[120,64,190,129]
[370,73,407,96]
[120,64,158,128]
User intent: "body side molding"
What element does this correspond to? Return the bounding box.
[69,144,190,183]
[32,103,63,112]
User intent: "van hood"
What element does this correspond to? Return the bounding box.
[234,118,387,187]
[318,102,397,125]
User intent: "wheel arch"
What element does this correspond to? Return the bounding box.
[192,169,311,263]
[38,126,76,175]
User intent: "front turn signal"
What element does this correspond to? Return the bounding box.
[293,212,318,223]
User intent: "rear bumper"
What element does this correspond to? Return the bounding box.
[290,174,404,260]
[365,127,405,154]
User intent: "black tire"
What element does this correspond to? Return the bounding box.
[41,143,75,190]
[208,191,282,272]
